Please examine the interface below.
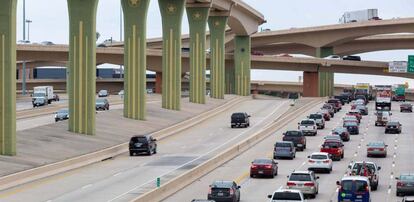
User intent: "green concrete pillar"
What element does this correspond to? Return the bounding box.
[208,15,228,99]
[186,4,210,104]
[225,66,235,94]
[121,0,150,120]
[316,47,334,97]
[0,0,17,156]
[234,36,251,96]
[67,0,98,135]
[159,0,185,110]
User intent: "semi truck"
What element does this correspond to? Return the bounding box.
[353,83,373,101]
[32,86,54,104]
[339,9,381,24]
[375,85,392,110]
[392,84,406,102]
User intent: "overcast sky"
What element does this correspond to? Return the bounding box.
[17,0,414,86]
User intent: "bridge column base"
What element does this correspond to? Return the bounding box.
[155,72,162,94]
[303,71,319,97]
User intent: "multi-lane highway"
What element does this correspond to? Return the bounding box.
[166,101,414,202]
[0,97,296,202]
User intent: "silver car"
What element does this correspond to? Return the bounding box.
[286,171,319,198]
[366,141,387,157]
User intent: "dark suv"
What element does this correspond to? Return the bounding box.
[208,181,241,202]
[282,130,306,151]
[231,112,250,128]
[129,135,157,156]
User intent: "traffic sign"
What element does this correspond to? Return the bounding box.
[388,61,407,73]
[408,55,414,73]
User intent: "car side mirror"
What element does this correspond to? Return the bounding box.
[316,176,320,179]
[282,133,286,136]
[385,145,388,147]
[307,156,310,158]
[153,138,157,141]
[248,115,251,117]
[297,122,300,125]
[378,166,381,171]
[267,195,272,199]
[336,181,340,186]
[348,165,351,169]
[237,186,241,189]
[395,177,400,180]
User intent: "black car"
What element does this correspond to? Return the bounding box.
[334,94,350,104]
[344,122,359,135]
[231,112,250,128]
[33,97,47,107]
[55,108,69,122]
[129,135,157,156]
[98,89,109,97]
[208,181,241,202]
[96,98,109,110]
[343,55,361,61]
[385,121,402,134]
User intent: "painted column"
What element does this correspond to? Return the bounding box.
[208,15,228,99]
[0,0,17,156]
[234,36,251,96]
[186,4,210,104]
[67,0,98,135]
[155,72,162,94]
[316,47,334,97]
[225,66,235,94]
[121,0,150,120]
[159,0,185,110]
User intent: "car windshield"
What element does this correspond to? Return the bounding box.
[333,128,345,133]
[33,93,45,97]
[276,142,291,147]
[311,154,327,160]
[285,131,302,136]
[344,122,358,127]
[368,142,384,147]
[57,109,68,114]
[131,136,147,143]
[401,175,414,181]
[289,173,311,181]
[309,114,322,119]
[323,142,340,148]
[252,159,272,164]
[211,181,233,188]
[35,98,45,102]
[301,120,314,125]
[99,90,107,94]
[96,99,106,104]
[387,122,399,126]
[231,113,245,118]
[272,192,302,200]
[352,163,376,174]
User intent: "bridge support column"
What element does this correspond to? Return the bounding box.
[316,47,334,97]
[0,0,17,156]
[303,72,319,97]
[234,36,251,96]
[67,0,98,135]
[186,3,210,104]
[159,0,185,110]
[225,66,235,94]
[208,15,228,99]
[121,0,150,120]
[155,72,162,94]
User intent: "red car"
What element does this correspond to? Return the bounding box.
[250,158,278,178]
[319,110,331,121]
[320,140,344,161]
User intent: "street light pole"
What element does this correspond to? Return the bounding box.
[26,19,32,41]
[119,5,123,79]
[22,0,27,95]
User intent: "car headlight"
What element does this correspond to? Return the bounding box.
[54,114,57,118]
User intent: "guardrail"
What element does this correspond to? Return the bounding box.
[0,96,247,191]
[132,98,324,202]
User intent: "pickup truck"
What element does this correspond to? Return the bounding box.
[348,161,381,191]
[282,130,306,151]
[320,140,344,161]
[298,119,317,136]
[308,113,325,129]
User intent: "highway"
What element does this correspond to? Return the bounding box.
[0,97,294,202]
[166,101,414,202]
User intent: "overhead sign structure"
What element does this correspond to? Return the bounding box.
[388,61,407,73]
[408,55,414,73]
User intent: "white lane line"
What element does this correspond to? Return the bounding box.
[82,184,93,189]
[106,101,289,202]
[113,172,122,177]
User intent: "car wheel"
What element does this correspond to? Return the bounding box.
[231,125,234,128]
[341,153,344,159]
[148,149,152,156]
[129,151,134,156]
[270,173,274,179]
[250,173,254,178]
[153,147,157,154]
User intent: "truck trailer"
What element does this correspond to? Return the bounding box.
[375,85,392,111]
[32,86,54,104]
[339,9,381,24]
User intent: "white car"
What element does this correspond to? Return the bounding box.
[298,119,317,136]
[268,189,306,201]
[324,55,341,60]
[307,152,333,173]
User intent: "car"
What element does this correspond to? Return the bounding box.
[53,93,60,102]
[332,127,350,142]
[267,189,306,202]
[366,141,388,157]
[343,55,362,61]
[323,135,343,143]
[321,104,335,117]
[344,121,359,135]
[400,103,413,112]
[275,53,293,57]
[118,90,124,97]
[325,55,341,60]
[308,113,325,129]
[320,139,344,161]
[326,103,338,113]
[337,176,371,202]
[402,196,414,202]
[208,181,241,202]
[230,112,250,128]
[41,41,54,45]
[95,98,109,110]
[396,173,414,197]
[327,99,342,111]
[54,108,69,122]
[307,152,333,173]
[286,171,319,198]
[334,94,350,104]
[385,121,402,134]
[346,110,362,122]
[97,43,107,47]
[274,141,296,159]
[375,111,391,126]
[282,130,306,151]
[298,119,317,136]
[250,158,278,178]
[146,89,153,94]
[98,89,109,97]
[355,105,368,115]
[355,96,368,104]
[318,109,331,121]
[352,99,366,109]
[343,116,359,126]
[129,135,157,156]
[33,97,47,107]
[348,161,381,190]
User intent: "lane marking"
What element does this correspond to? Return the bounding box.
[82,184,93,189]
[113,172,122,177]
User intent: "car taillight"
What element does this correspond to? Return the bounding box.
[229,189,234,195]
[265,165,272,169]
[365,185,369,192]
[287,182,296,186]
[308,160,315,163]
[379,148,384,151]
[323,160,330,163]
[304,182,315,187]
[251,165,257,169]
[367,148,374,151]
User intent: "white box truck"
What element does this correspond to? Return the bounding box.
[32,86,54,104]
[339,9,380,23]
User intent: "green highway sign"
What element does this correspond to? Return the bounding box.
[408,55,414,73]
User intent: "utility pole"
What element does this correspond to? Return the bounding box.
[119,5,123,79]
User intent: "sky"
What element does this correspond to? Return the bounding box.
[17,0,414,86]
